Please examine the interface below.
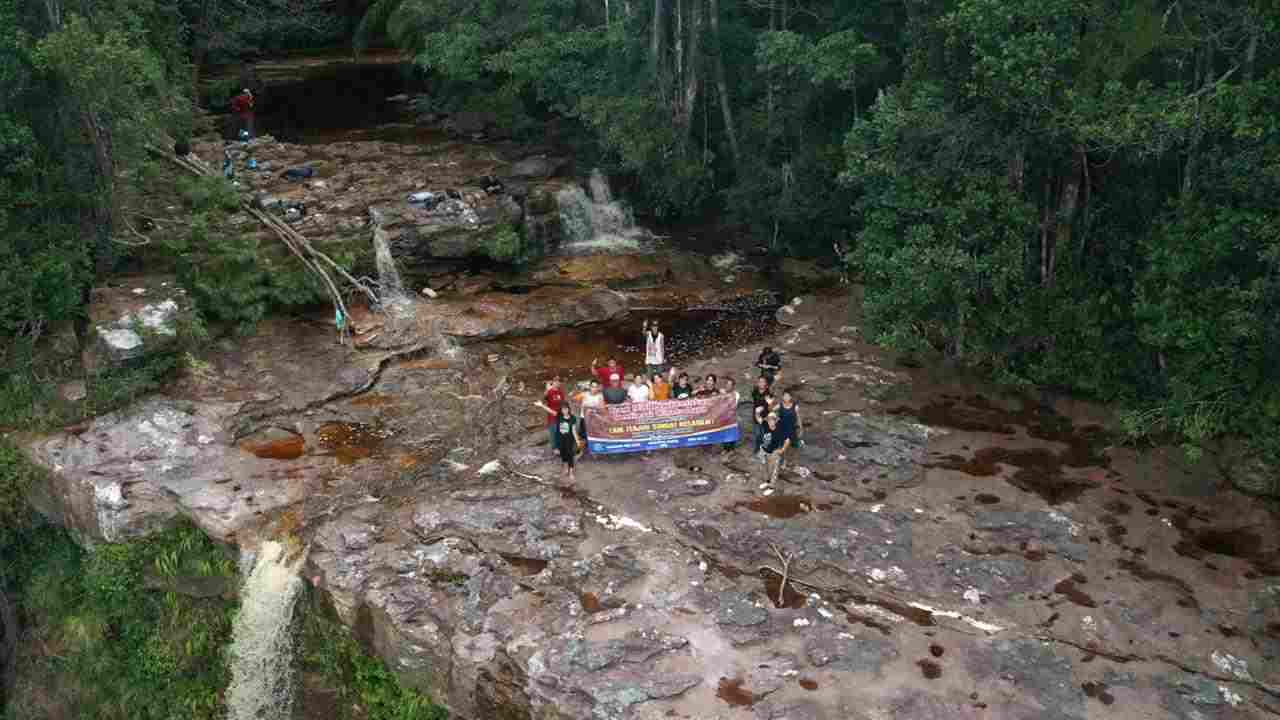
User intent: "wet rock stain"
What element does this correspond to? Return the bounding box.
[716,677,756,707]
[798,678,819,691]
[760,570,807,609]
[317,422,385,464]
[1116,559,1198,610]
[1053,574,1098,608]
[1082,681,1115,705]
[916,659,942,679]
[731,495,815,519]
[241,434,306,460]
[500,555,548,576]
[929,644,945,657]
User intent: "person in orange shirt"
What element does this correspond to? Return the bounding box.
[649,371,671,400]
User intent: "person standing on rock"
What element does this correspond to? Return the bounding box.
[603,377,628,405]
[627,373,652,403]
[555,403,581,480]
[649,372,671,401]
[760,413,790,489]
[533,377,566,455]
[778,390,804,449]
[576,380,606,450]
[592,356,625,388]
[643,320,666,377]
[230,88,255,139]
[671,372,697,400]
[756,346,782,385]
[752,385,776,453]
[720,378,740,454]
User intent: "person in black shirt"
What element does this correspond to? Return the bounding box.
[555,404,581,479]
[777,389,803,447]
[760,413,790,488]
[747,376,768,448]
[694,373,718,398]
[671,372,697,400]
[603,378,628,405]
[756,346,782,385]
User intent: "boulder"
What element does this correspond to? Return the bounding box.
[444,111,497,136]
[1222,441,1279,498]
[509,155,568,179]
[87,295,183,370]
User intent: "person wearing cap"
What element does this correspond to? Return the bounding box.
[230,88,256,139]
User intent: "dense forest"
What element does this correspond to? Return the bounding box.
[3,0,1278,457]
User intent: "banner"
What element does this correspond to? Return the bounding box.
[583,395,740,454]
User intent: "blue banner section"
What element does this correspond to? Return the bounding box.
[587,425,740,455]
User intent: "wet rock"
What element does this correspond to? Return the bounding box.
[972,511,1088,561]
[752,700,826,720]
[24,398,313,543]
[88,297,183,370]
[968,639,1082,720]
[830,413,931,486]
[717,591,770,627]
[804,633,898,674]
[411,488,581,558]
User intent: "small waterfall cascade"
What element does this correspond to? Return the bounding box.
[555,169,653,254]
[369,209,417,323]
[225,540,308,720]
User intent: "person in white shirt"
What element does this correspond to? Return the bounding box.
[627,373,652,403]
[643,320,666,376]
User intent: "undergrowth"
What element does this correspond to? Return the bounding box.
[297,592,448,720]
[1,521,238,720]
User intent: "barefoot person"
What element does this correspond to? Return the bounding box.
[555,403,581,480]
[627,373,652,403]
[643,320,666,377]
[532,377,565,455]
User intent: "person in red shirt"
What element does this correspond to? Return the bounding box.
[230,89,255,139]
[591,356,624,388]
[532,377,566,454]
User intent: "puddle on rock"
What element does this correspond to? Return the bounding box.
[760,569,807,609]
[1053,574,1098,608]
[974,493,1001,505]
[731,495,815,519]
[929,644,945,657]
[716,677,756,707]
[317,422,386,464]
[241,434,306,460]
[798,678,819,691]
[916,659,942,679]
[911,395,1109,505]
[501,555,549,576]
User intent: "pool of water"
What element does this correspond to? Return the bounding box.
[495,300,781,387]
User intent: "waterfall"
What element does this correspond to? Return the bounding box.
[369,209,416,322]
[225,541,308,720]
[555,169,653,254]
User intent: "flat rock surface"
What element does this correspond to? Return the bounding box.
[23,292,1280,720]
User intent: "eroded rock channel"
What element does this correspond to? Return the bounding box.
[23,293,1280,720]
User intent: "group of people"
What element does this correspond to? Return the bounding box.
[533,320,800,486]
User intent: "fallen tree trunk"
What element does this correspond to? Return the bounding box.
[148,145,381,334]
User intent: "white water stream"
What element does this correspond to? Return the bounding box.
[225,541,308,720]
[555,169,654,254]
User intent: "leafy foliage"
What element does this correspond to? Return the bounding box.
[1,522,238,720]
[298,592,448,720]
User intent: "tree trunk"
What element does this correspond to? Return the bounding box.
[1007,143,1025,193]
[1,579,17,708]
[676,0,702,145]
[765,1,776,145]
[709,0,739,169]
[1244,15,1259,83]
[651,0,664,74]
[1040,178,1051,287]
